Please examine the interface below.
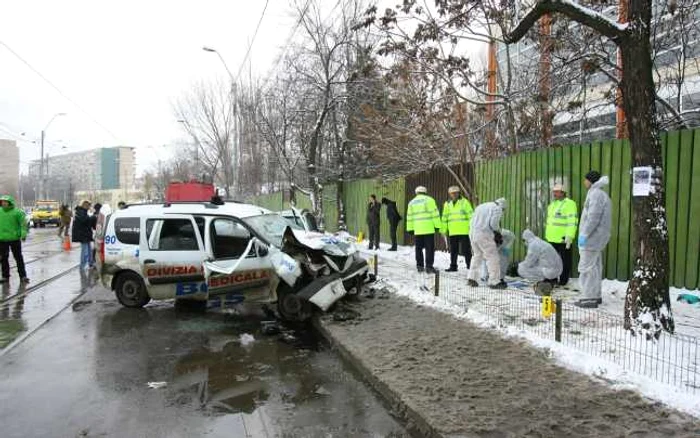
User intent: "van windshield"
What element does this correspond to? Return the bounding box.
[243,214,302,247]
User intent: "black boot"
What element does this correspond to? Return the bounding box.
[467,279,479,287]
[575,299,599,309]
[426,267,439,275]
[417,266,425,273]
[446,266,458,272]
[489,281,507,290]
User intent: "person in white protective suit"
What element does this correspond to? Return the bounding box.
[468,198,508,289]
[518,229,563,287]
[576,171,612,308]
[480,229,515,283]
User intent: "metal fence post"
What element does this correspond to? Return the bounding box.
[555,299,562,342]
[434,271,440,297]
[373,253,378,277]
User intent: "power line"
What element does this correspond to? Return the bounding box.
[260,0,313,91]
[235,0,270,82]
[0,40,122,142]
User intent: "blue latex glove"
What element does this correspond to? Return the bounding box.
[578,235,587,247]
[678,293,700,304]
[501,248,511,257]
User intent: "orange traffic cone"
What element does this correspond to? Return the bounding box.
[63,235,71,251]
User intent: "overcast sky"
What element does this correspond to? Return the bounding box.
[0,0,297,173]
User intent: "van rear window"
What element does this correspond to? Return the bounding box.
[114,217,140,245]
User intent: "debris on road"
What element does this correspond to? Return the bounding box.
[239,333,255,346]
[261,320,281,335]
[147,381,167,389]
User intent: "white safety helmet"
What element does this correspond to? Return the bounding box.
[448,186,460,194]
[415,186,428,194]
[552,183,566,192]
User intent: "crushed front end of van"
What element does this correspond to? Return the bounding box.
[204,226,369,321]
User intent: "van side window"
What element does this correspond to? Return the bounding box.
[114,217,140,245]
[211,218,253,259]
[146,218,201,251]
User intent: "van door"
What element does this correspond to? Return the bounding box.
[139,214,207,300]
[203,217,276,305]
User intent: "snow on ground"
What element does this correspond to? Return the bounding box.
[359,242,700,416]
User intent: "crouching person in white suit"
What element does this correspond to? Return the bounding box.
[518,229,563,294]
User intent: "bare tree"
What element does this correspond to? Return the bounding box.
[505,0,673,336]
[174,80,235,197]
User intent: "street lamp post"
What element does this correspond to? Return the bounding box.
[39,113,66,199]
[202,46,235,84]
[202,46,237,195]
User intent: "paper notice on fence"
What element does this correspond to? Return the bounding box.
[632,166,652,196]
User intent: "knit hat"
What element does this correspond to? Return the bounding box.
[585,171,601,184]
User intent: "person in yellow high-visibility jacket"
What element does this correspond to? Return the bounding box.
[441,186,474,272]
[406,186,441,273]
[545,183,578,286]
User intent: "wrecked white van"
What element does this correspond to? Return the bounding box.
[99,201,368,321]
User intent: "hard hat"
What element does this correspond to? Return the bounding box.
[448,186,460,194]
[415,186,428,194]
[552,183,565,192]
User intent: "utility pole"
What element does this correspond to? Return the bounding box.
[39,130,45,200]
[39,112,66,199]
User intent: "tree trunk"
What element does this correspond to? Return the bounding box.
[621,0,674,335]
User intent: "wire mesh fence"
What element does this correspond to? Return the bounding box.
[368,253,700,394]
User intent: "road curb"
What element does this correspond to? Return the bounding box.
[311,316,443,438]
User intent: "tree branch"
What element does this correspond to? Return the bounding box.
[505,0,627,44]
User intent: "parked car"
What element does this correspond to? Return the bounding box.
[278,207,320,233]
[99,201,368,321]
[32,200,60,227]
[24,208,34,229]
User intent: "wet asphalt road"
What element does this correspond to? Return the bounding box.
[0,229,407,437]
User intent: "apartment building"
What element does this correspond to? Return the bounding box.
[494,1,700,146]
[28,146,136,201]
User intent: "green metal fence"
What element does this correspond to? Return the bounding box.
[248,128,700,289]
[475,129,700,290]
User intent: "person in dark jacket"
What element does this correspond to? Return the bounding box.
[72,200,97,270]
[366,194,381,250]
[381,197,402,251]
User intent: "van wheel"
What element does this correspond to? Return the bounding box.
[277,291,312,322]
[115,272,151,308]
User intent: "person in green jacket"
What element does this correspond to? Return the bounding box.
[0,195,29,283]
[406,186,441,273]
[545,183,578,285]
[441,186,474,272]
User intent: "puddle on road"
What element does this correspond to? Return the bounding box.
[95,307,409,437]
[0,285,27,348]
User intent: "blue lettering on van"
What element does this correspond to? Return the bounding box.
[104,235,117,245]
[176,282,209,296]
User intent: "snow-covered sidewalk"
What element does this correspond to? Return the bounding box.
[360,243,700,415]
[320,293,700,436]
